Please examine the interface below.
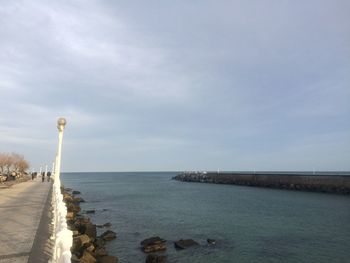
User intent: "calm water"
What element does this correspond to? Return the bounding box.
[61,172,350,263]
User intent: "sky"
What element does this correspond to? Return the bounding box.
[0,0,349,172]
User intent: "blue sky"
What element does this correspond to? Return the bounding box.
[0,0,349,172]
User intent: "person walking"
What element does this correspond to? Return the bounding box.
[47,172,51,182]
[41,172,45,182]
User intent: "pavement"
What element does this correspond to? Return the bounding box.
[0,178,52,263]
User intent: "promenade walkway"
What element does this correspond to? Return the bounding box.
[0,178,52,263]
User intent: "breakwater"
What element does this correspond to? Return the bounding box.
[173,172,350,194]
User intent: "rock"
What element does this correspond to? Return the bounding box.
[78,234,91,246]
[71,236,82,252]
[174,239,199,249]
[97,222,112,228]
[74,197,85,203]
[207,238,216,245]
[63,194,73,202]
[85,223,97,239]
[73,190,81,195]
[80,250,96,263]
[98,255,118,263]
[145,254,166,263]
[85,209,95,214]
[71,254,80,263]
[77,223,86,235]
[67,202,81,213]
[101,230,117,241]
[141,237,167,253]
[87,244,95,252]
[95,247,108,257]
[75,217,92,234]
[66,212,74,220]
[94,237,106,248]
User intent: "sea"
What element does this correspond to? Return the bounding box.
[61,172,350,263]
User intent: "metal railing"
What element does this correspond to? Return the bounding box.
[51,174,72,263]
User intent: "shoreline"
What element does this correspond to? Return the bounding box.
[61,186,118,263]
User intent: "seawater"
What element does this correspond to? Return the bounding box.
[61,172,350,263]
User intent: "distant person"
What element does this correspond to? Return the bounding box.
[31,172,35,180]
[47,172,51,182]
[41,172,45,182]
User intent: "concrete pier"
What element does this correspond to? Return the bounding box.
[173,172,350,194]
[0,179,52,263]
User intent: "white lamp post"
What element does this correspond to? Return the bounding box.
[54,117,67,180]
[52,117,72,262]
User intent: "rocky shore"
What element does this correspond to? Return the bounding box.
[61,187,216,263]
[173,172,350,194]
[61,187,118,263]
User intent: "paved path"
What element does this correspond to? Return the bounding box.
[0,179,52,263]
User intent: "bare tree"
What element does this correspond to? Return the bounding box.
[0,152,30,175]
[4,153,13,174]
[0,153,7,174]
[18,158,29,173]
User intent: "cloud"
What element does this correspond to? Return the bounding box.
[0,0,349,171]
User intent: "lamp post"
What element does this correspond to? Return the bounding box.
[54,117,67,180]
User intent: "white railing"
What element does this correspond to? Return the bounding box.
[50,175,72,263]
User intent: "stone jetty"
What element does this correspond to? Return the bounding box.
[173,172,350,194]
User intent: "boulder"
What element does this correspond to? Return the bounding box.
[78,234,91,246]
[98,256,118,263]
[95,247,108,257]
[80,251,96,263]
[74,197,85,203]
[97,222,112,228]
[66,212,74,220]
[71,254,80,263]
[63,194,74,202]
[85,209,95,214]
[141,237,166,253]
[86,244,95,252]
[207,238,216,245]
[101,230,117,241]
[71,236,82,252]
[85,223,97,239]
[94,237,106,248]
[67,202,81,213]
[174,239,199,249]
[145,254,166,263]
[72,190,81,195]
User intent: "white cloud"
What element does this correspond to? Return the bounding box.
[0,0,349,171]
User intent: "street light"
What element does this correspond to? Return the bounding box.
[52,117,72,262]
[54,117,67,180]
